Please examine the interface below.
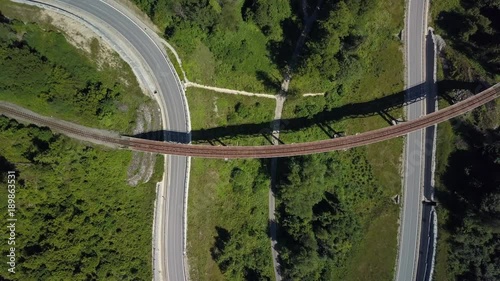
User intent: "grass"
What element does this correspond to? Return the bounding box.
[278,0,405,277]
[434,206,453,281]
[435,104,455,174]
[187,158,228,281]
[187,88,275,129]
[0,5,163,277]
[134,0,405,277]
[338,204,400,280]
[187,157,273,280]
[185,0,405,277]
[186,87,275,280]
[291,0,405,93]
[186,87,276,145]
[165,46,186,82]
[429,0,461,24]
[186,86,404,281]
[175,21,282,93]
[433,118,467,281]
[0,1,149,133]
[325,138,402,280]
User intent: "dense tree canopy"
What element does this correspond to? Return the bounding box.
[436,0,500,75]
[242,0,291,40]
[0,117,157,280]
[0,20,116,118]
[0,14,146,132]
[276,150,384,280]
[434,0,500,276]
[131,0,389,92]
[438,110,500,280]
[300,0,369,83]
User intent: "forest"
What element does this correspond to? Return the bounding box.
[0,11,147,132]
[274,149,389,280]
[0,117,160,280]
[434,0,500,80]
[132,0,397,93]
[0,9,161,280]
[435,108,500,280]
[432,0,500,279]
[148,0,404,280]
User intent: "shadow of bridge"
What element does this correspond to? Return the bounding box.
[130,80,488,144]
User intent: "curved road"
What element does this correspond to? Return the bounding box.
[21,1,192,281]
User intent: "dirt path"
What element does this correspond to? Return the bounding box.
[268,1,325,279]
[104,0,323,100]
[269,95,285,281]
[185,82,277,99]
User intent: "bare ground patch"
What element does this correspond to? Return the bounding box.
[127,103,162,186]
[1,1,120,70]
[38,9,120,70]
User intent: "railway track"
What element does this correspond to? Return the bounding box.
[0,103,126,145]
[1,83,498,159]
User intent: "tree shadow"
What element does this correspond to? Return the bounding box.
[0,155,16,174]
[264,0,332,79]
[0,10,10,24]
[255,70,282,93]
[210,226,231,271]
[266,17,301,72]
[436,11,468,38]
[312,191,339,217]
[436,120,499,231]
[436,7,500,74]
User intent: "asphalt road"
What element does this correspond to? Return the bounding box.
[396,0,433,280]
[47,1,190,280]
[415,30,438,281]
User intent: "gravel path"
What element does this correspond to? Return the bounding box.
[268,1,325,278]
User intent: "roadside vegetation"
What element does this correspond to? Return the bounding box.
[185,85,402,281]
[187,157,273,281]
[132,0,403,94]
[161,0,406,279]
[275,146,400,280]
[187,88,275,146]
[187,98,402,281]
[431,0,499,82]
[431,1,499,280]
[434,102,499,281]
[0,5,162,280]
[132,0,286,92]
[0,5,149,133]
[0,117,162,280]
[186,88,275,280]
[275,109,403,281]
[0,3,410,280]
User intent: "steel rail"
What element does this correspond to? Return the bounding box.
[125,83,498,158]
[1,83,498,158]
